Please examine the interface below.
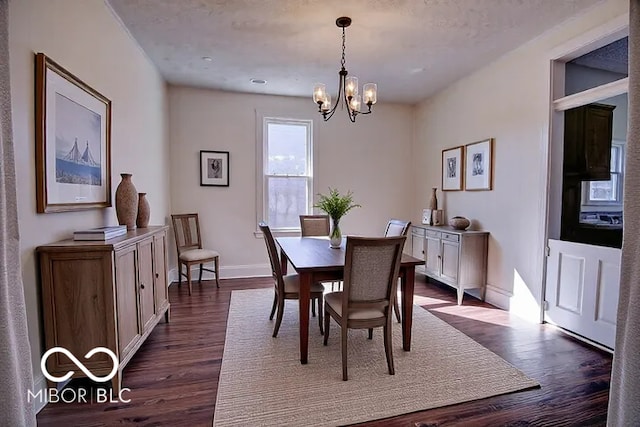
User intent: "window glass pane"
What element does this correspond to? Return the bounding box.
[588,176,617,202]
[267,123,308,175]
[564,37,628,96]
[267,176,308,229]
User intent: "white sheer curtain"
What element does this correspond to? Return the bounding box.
[608,1,640,425]
[0,0,37,424]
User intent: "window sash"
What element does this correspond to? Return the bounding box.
[262,117,313,231]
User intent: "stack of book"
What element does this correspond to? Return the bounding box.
[73,225,128,241]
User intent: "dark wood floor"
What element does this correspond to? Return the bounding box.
[36,275,612,426]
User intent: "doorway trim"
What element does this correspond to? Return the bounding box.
[541,14,629,324]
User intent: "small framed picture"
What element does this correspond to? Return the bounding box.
[442,146,463,191]
[422,209,432,225]
[464,138,494,191]
[200,150,229,187]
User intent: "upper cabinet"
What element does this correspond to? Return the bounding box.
[563,103,615,181]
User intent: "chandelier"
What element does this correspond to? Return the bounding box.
[313,17,377,123]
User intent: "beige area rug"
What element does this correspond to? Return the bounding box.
[213,289,539,426]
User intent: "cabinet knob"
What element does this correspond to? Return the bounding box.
[155,273,159,278]
[140,283,145,289]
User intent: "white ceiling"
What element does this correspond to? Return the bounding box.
[106,0,604,104]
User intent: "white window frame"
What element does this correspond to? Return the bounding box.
[256,114,314,234]
[582,141,624,206]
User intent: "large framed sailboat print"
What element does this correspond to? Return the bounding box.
[35,53,112,213]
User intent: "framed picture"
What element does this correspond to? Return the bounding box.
[200,150,230,187]
[35,53,112,213]
[464,138,494,191]
[441,146,464,191]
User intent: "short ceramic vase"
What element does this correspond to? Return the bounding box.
[136,193,150,228]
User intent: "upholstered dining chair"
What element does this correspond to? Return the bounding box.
[384,219,412,322]
[299,214,341,291]
[323,235,406,381]
[171,213,220,295]
[299,214,331,236]
[259,222,324,337]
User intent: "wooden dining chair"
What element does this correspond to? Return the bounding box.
[299,214,341,291]
[299,214,330,236]
[171,213,220,295]
[259,222,324,337]
[384,219,412,323]
[323,235,406,380]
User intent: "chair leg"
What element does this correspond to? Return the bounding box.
[323,306,330,346]
[384,321,395,376]
[394,298,401,323]
[214,256,220,288]
[317,297,324,335]
[312,298,316,317]
[198,263,204,283]
[368,328,373,340]
[178,263,182,286]
[341,323,349,381]
[269,293,277,320]
[186,264,193,296]
[272,297,285,338]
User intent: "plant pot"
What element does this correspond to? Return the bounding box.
[330,218,342,248]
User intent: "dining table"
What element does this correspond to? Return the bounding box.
[276,236,425,364]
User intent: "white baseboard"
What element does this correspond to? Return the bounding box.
[484,284,512,311]
[168,263,271,284]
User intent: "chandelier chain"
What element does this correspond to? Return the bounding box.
[341,27,346,69]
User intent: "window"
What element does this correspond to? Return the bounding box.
[261,117,313,231]
[582,143,624,205]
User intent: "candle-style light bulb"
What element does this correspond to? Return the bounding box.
[321,93,331,112]
[363,83,377,105]
[345,76,358,98]
[313,83,326,104]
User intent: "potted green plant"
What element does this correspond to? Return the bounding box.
[314,188,361,248]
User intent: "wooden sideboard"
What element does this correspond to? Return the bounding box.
[37,226,170,392]
[412,225,489,305]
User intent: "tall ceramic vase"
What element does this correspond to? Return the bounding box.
[136,193,150,228]
[115,173,138,230]
[429,187,438,211]
[330,218,342,249]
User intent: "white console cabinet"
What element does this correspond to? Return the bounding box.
[413,225,488,305]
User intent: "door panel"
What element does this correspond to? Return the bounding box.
[115,246,141,356]
[440,241,459,283]
[556,253,584,314]
[424,236,440,276]
[137,239,156,332]
[545,239,620,348]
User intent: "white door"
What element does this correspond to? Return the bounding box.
[544,239,620,349]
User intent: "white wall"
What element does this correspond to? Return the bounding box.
[9,0,169,401]
[411,0,628,320]
[168,87,414,276]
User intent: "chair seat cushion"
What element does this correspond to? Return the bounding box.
[283,274,325,294]
[179,248,219,262]
[324,292,385,320]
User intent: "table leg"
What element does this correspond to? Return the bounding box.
[298,272,311,364]
[401,266,415,351]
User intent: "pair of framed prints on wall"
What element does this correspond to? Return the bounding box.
[441,138,494,191]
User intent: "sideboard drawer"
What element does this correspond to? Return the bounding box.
[426,229,441,239]
[442,232,460,242]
